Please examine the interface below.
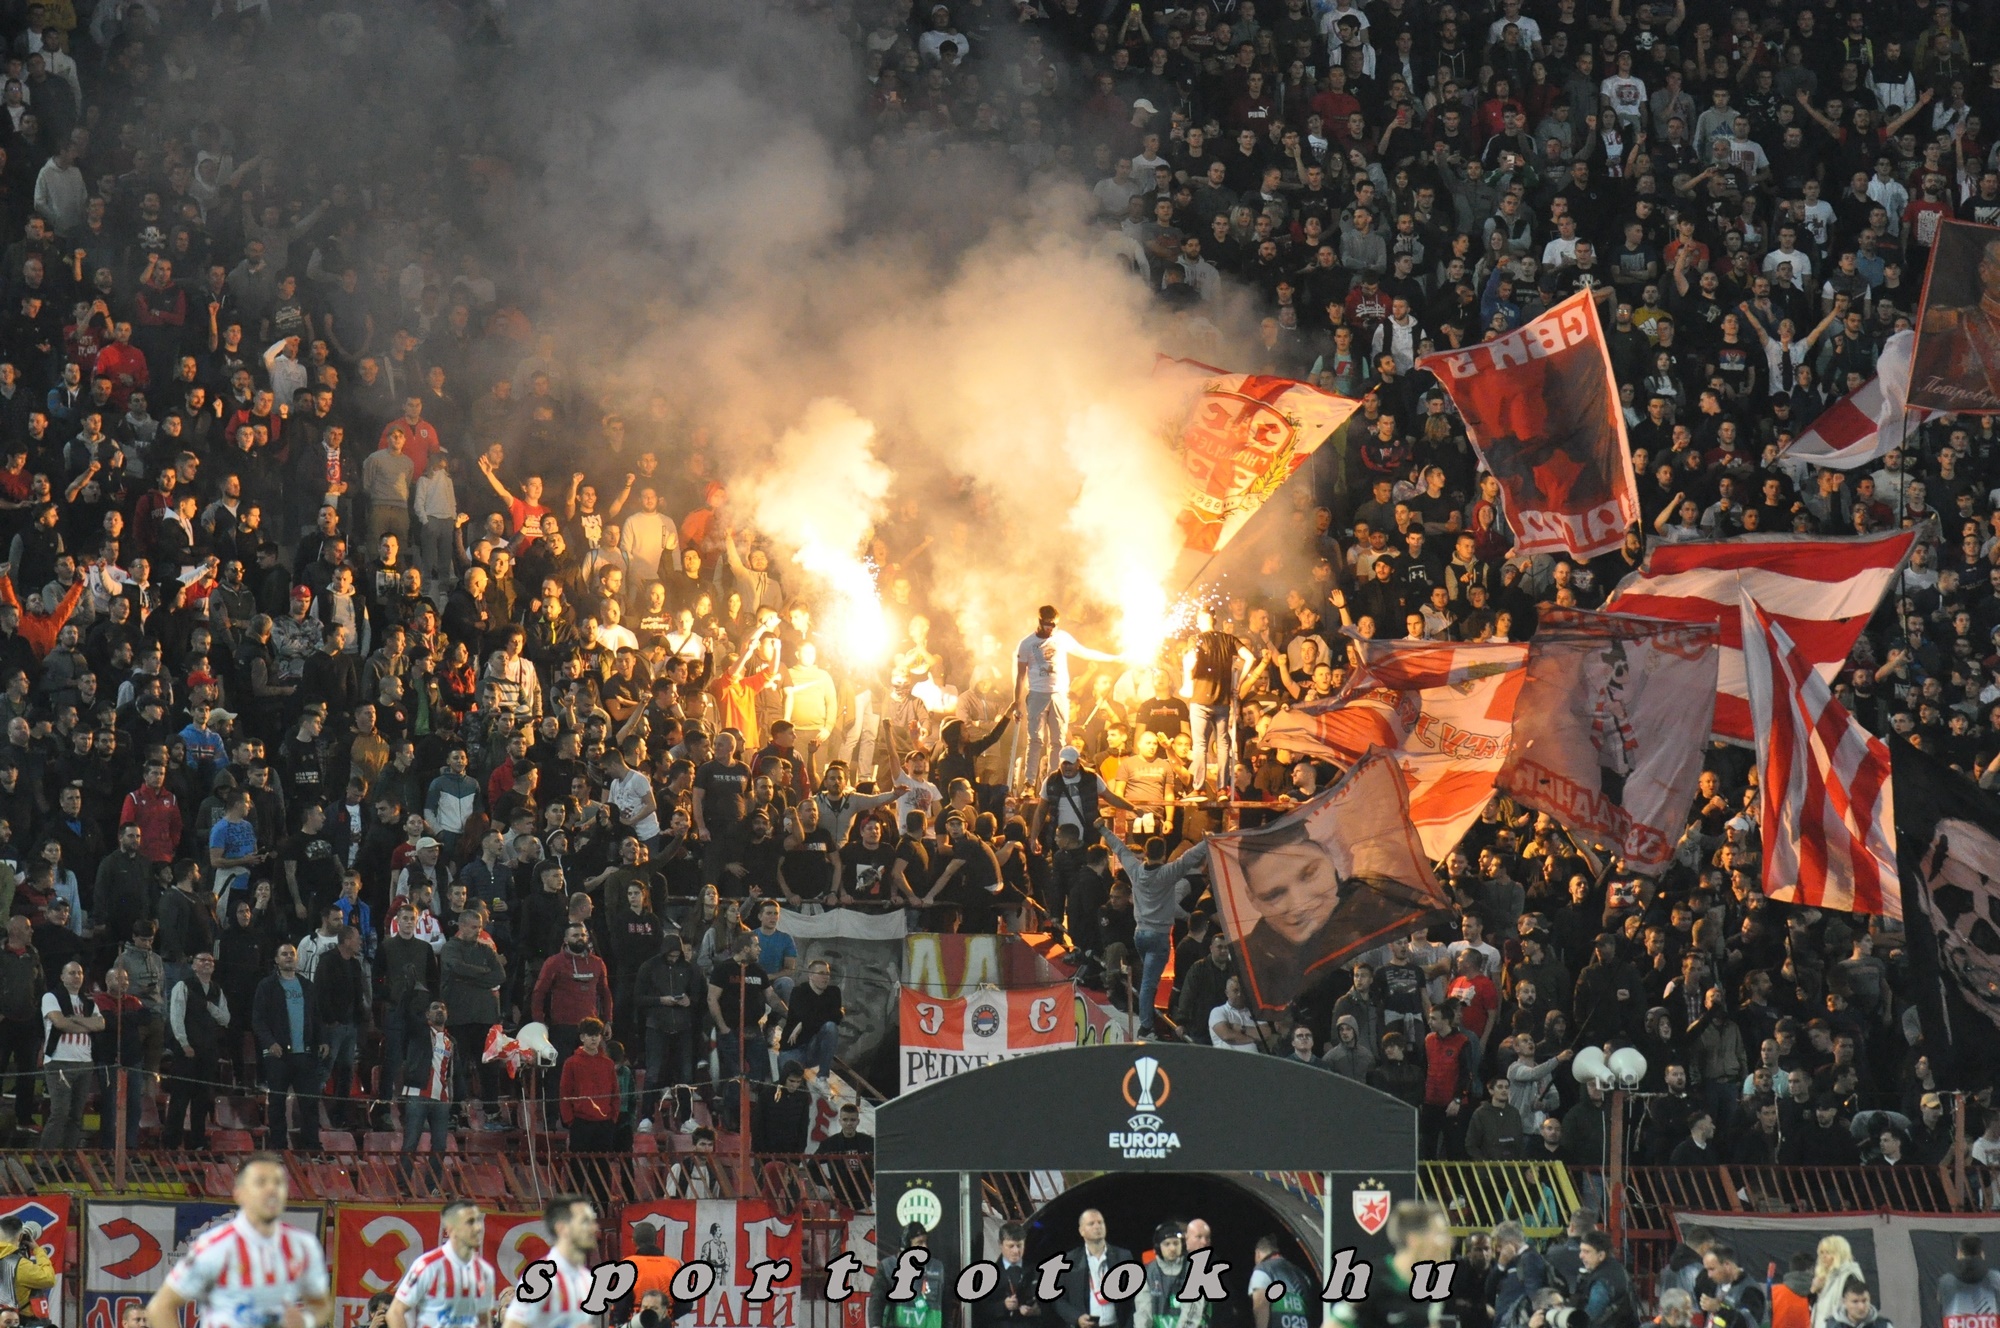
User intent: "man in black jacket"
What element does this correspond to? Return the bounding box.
[778,959,843,1081]
[251,942,326,1151]
[1053,1209,1137,1328]
[379,903,438,1099]
[162,951,228,1148]
[313,927,369,1130]
[440,907,507,1128]
[974,1223,1040,1328]
[398,998,455,1189]
[634,932,704,1130]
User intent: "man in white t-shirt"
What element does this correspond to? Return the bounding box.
[603,738,660,843]
[1208,975,1264,1051]
[1014,604,1121,788]
[41,958,102,1150]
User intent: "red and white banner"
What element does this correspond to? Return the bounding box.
[1262,637,1529,857]
[332,1206,549,1328]
[1603,530,1914,745]
[1417,289,1639,559]
[1741,592,1901,919]
[619,1201,803,1328]
[899,982,1075,1089]
[84,1200,325,1328]
[1782,330,1930,468]
[1207,752,1451,1012]
[1499,610,1719,870]
[1169,370,1361,554]
[0,1195,69,1324]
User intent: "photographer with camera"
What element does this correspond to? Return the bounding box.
[0,1217,53,1316]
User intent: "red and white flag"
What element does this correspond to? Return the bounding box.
[899,983,1074,1089]
[1781,330,1931,469]
[1603,530,1914,745]
[1167,370,1362,553]
[1262,637,1528,857]
[1740,591,1900,918]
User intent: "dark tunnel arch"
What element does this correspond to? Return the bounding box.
[1021,1172,1321,1305]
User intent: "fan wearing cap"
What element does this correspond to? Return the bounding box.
[1031,743,1133,851]
[915,4,968,62]
[1136,1222,1200,1328]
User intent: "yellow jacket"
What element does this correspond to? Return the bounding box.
[0,1234,56,1309]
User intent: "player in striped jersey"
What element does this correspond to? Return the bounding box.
[504,1197,601,1328]
[389,1201,505,1328]
[146,1154,332,1328]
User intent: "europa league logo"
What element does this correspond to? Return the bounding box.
[1131,1056,1162,1111]
[1121,1055,1172,1130]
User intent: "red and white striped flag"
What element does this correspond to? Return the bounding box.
[1780,330,1932,469]
[1262,637,1528,857]
[1739,591,1900,918]
[1603,530,1914,745]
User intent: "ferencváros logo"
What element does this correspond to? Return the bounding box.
[1111,1055,1181,1159]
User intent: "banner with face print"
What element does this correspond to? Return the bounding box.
[1205,753,1452,1013]
[1910,218,2000,412]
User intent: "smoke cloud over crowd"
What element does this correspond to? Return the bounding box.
[474,0,1233,675]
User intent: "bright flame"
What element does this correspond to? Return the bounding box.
[739,398,893,666]
[1062,403,1185,665]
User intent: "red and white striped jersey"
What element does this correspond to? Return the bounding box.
[501,1254,596,1328]
[164,1214,330,1328]
[393,1244,500,1328]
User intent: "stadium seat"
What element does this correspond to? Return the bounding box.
[455,1162,508,1202]
[212,1129,256,1152]
[306,1162,359,1199]
[321,1130,357,1154]
[365,1131,404,1154]
[201,1163,237,1198]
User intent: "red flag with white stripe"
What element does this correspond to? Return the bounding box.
[1262,637,1529,857]
[1603,530,1914,745]
[1781,330,1931,468]
[1740,591,1900,918]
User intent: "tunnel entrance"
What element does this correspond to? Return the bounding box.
[874,1044,1420,1286]
[1023,1172,1318,1303]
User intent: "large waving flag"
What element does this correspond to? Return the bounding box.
[1603,530,1913,745]
[1498,610,1719,871]
[1206,751,1452,1012]
[1262,637,1529,857]
[1780,330,1930,469]
[1417,289,1640,560]
[1164,363,1362,554]
[1741,591,1899,918]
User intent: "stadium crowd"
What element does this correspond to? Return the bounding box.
[1,0,1999,1322]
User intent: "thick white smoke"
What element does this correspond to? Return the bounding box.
[736,398,894,666]
[502,1,1247,678]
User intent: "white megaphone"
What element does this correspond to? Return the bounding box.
[516,1021,559,1067]
[1571,1045,1608,1085]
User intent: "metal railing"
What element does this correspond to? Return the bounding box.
[1421,1160,1583,1239]
[0,1147,877,1213]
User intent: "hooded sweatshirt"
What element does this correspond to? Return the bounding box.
[1323,1014,1376,1080]
[1939,1255,2000,1328]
